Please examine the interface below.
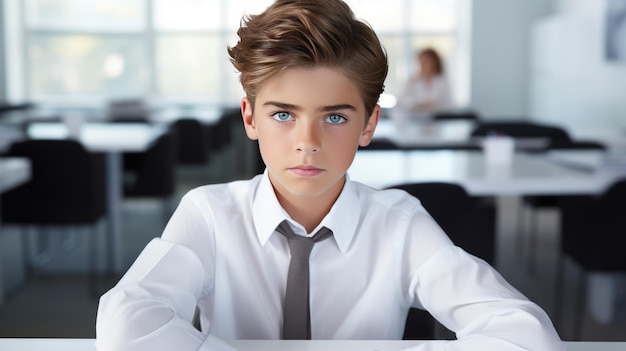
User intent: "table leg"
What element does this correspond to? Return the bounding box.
[0,227,4,306]
[106,152,123,273]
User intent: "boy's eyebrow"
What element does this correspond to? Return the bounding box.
[263,101,357,112]
[263,101,301,111]
[319,104,357,112]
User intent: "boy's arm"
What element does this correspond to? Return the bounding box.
[407,245,565,351]
[95,238,211,350]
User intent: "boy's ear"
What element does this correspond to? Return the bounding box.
[358,105,380,147]
[241,97,259,141]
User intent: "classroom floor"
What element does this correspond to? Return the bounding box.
[1,152,625,341]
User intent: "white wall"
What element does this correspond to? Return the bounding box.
[530,0,626,135]
[0,2,6,103]
[470,0,554,119]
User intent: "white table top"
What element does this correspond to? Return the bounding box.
[0,338,622,351]
[547,149,626,173]
[0,157,31,194]
[372,119,549,150]
[374,119,477,148]
[26,122,167,153]
[348,150,624,196]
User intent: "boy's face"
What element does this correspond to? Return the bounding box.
[242,66,379,206]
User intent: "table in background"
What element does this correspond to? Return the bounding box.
[373,119,478,149]
[26,122,166,273]
[0,157,31,306]
[349,149,626,268]
[0,338,622,351]
[349,150,623,196]
[372,119,549,150]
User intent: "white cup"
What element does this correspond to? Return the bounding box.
[483,136,515,165]
[63,113,83,139]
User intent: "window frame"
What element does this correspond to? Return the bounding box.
[3,0,471,109]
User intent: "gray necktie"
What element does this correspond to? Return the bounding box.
[276,220,333,340]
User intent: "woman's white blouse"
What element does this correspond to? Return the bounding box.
[95,172,564,351]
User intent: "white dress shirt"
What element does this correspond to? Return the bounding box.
[392,75,453,123]
[96,171,565,351]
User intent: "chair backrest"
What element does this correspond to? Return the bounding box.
[359,138,399,150]
[172,118,211,164]
[215,107,241,151]
[218,107,265,176]
[559,178,626,271]
[107,98,149,122]
[388,182,496,265]
[470,120,571,143]
[123,131,176,198]
[546,139,606,150]
[1,139,106,224]
[433,110,480,121]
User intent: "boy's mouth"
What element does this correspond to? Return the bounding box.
[289,165,323,177]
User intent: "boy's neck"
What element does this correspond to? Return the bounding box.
[273,180,345,234]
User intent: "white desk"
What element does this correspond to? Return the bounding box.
[547,149,626,174]
[373,119,478,149]
[0,157,32,306]
[349,150,624,196]
[0,338,622,351]
[27,122,166,273]
[372,119,548,150]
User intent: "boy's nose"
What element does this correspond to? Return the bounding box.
[295,122,321,153]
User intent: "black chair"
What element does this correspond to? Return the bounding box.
[107,99,150,123]
[359,138,399,150]
[387,182,497,340]
[122,131,177,223]
[0,139,107,296]
[0,102,35,113]
[433,110,480,121]
[470,120,572,146]
[554,178,626,339]
[363,138,481,152]
[171,118,211,165]
[216,107,264,178]
[524,140,607,270]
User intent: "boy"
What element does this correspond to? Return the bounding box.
[96,0,565,350]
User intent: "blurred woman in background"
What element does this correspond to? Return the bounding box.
[393,48,452,122]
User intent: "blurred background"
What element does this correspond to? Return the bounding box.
[1,0,625,342]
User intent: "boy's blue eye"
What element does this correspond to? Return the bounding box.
[272,111,293,122]
[325,114,347,124]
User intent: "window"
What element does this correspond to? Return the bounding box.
[4,0,470,108]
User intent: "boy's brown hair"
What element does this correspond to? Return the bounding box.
[227,0,388,119]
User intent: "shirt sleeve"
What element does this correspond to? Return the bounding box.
[95,238,210,351]
[433,77,453,110]
[406,245,566,351]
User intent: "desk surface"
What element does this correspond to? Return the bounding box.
[373,119,477,148]
[26,122,167,153]
[348,150,624,196]
[0,339,623,351]
[372,119,548,150]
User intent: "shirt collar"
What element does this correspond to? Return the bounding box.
[251,170,361,253]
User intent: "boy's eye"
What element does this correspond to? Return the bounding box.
[325,114,347,124]
[272,111,293,122]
